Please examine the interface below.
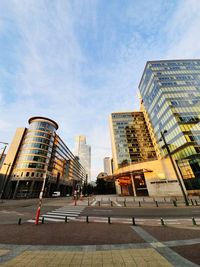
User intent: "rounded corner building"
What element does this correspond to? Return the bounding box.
[1,116,86,199]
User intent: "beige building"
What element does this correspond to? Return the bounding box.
[114,158,185,197]
[109,111,188,197]
[0,117,86,199]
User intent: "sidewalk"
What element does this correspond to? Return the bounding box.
[0,222,200,266]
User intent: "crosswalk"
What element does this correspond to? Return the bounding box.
[27,205,200,226]
[28,206,85,223]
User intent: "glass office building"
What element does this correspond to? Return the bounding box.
[139,60,200,192]
[110,112,157,171]
[1,117,86,199]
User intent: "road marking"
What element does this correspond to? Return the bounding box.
[47,212,78,217]
[91,200,97,206]
[113,201,122,206]
[92,209,112,212]
[27,206,85,223]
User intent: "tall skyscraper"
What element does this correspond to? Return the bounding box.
[75,135,91,183]
[109,111,157,171]
[104,157,113,175]
[139,59,200,192]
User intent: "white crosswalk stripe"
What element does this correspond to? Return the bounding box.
[27,206,85,223]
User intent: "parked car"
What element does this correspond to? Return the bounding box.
[52,191,61,197]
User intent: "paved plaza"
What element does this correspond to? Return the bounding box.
[0,222,200,266]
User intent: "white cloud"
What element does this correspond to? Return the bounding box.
[165,0,200,58]
[1,0,200,180]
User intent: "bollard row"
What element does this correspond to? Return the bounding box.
[29,215,199,226]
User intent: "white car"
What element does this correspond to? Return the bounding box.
[52,191,61,197]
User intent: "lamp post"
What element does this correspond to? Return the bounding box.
[160,130,189,206]
[0,142,8,164]
[0,163,11,201]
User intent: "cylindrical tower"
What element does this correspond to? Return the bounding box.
[12,117,58,197]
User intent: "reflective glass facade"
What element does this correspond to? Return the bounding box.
[75,135,91,183]
[110,112,157,170]
[139,60,200,191]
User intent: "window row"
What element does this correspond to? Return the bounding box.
[21,142,50,151]
[24,136,52,145]
[17,155,47,163]
[15,162,45,169]
[29,121,56,132]
[19,149,50,156]
[26,131,52,139]
[13,172,44,178]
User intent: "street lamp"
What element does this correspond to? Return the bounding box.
[0,163,11,201]
[160,130,189,206]
[0,142,8,164]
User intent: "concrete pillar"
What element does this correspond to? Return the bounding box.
[28,181,35,198]
[130,173,137,196]
[13,180,20,199]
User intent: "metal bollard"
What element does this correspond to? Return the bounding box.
[160,217,165,226]
[86,216,89,223]
[132,217,136,226]
[65,216,68,223]
[155,201,158,207]
[164,197,166,202]
[195,199,199,206]
[138,201,141,207]
[108,217,111,224]
[42,217,44,224]
[173,200,177,207]
[18,218,21,225]
[191,199,194,206]
[192,217,197,226]
[124,201,126,207]
[98,200,100,206]
[111,201,113,206]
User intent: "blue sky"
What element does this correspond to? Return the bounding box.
[0,0,200,180]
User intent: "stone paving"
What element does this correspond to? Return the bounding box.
[1,223,200,267]
[0,247,173,267]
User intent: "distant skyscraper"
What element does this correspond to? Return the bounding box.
[75,135,91,183]
[104,157,113,175]
[109,111,156,171]
[139,59,200,192]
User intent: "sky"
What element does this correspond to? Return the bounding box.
[0,0,200,180]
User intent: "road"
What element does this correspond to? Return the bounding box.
[82,206,200,218]
[0,195,200,224]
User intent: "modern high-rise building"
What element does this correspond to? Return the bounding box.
[139,59,200,194]
[0,117,86,199]
[75,135,91,183]
[109,111,157,171]
[103,157,113,175]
